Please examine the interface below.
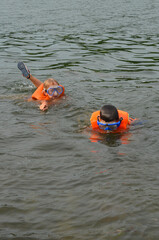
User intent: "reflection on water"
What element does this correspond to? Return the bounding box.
[88,128,133,147]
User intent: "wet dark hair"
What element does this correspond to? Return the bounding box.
[100,105,119,122]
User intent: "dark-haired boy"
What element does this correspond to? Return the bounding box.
[90,104,136,132]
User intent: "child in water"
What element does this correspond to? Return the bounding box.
[17,62,65,111]
[90,104,137,133]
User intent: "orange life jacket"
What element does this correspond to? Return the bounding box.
[32,83,65,100]
[90,109,130,132]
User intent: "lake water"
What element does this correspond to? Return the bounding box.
[0,0,159,239]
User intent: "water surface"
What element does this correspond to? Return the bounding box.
[0,0,159,239]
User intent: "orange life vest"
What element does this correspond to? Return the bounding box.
[90,109,130,132]
[32,83,65,100]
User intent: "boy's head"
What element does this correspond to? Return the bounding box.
[97,105,121,131]
[100,105,119,122]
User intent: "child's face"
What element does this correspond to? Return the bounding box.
[43,84,63,99]
[97,116,121,131]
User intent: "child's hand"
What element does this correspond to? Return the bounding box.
[39,101,48,111]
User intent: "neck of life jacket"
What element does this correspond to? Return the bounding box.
[32,83,65,101]
[90,109,129,132]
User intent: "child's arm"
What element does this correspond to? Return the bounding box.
[128,117,139,125]
[39,100,49,111]
[39,98,62,111]
[29,74,42,88]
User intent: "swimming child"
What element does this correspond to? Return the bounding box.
[17,62,65,111]
[90,104,137,133]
